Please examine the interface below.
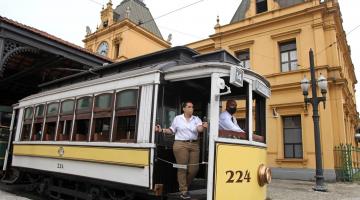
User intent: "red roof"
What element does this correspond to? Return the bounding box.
[0,15,113,63]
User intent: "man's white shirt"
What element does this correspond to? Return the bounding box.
[219,111,244,132]
[170,114,202,140]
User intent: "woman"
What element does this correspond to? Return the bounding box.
[155,101,207,200]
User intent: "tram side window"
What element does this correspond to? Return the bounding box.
[32,104,45,141]
[21,107,33,141]
[58,100,74,141]
[113,89,138,142]
[44,103,59,141]
[91,93,113,142]
[73,97,93,141]
[219,99,247,140]
[252,92,266,143]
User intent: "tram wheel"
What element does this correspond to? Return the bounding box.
[88,186,100,200]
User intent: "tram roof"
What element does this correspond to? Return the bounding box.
[39,46,269,91]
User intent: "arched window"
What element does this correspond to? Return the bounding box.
[91,93,113,142]
[113,89,139,142]
[57,99,75,141]
[43,102,59,141]
[21,107,33,141]
[73,96,93,141]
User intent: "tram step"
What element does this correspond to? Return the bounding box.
[167,189,207,200]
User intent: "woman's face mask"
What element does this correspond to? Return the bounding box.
[227,107,237,115]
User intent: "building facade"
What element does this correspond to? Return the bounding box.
[83,0,170,61]
[188,0,358,180]
[83,0,358,181]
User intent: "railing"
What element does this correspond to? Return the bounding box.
[334,144,360,182]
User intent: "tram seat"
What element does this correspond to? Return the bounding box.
[75,134,87,141]
[93,133,109,141]
[57,134,69,141]
[218,130,265,143]
[43,134,53,141]
[253,134,265,143]
[218,130,247,139]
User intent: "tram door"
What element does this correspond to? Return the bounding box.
[154,77,211,193]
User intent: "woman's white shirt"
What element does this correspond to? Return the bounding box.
[170,114,202,140]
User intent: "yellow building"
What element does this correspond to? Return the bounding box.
[84,0,358,181]
[188,0,358,180]
[83,0,170,61]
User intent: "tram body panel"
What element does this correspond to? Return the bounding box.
[214,143,267,200]
[12,155,150,187]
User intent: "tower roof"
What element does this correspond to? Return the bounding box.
[230,0,305,24]
[113,0,163,39]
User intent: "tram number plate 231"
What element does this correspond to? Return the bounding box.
[57,163,64,169]
[225,170,251,183]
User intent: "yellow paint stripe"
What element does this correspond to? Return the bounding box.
[13,145,149,167]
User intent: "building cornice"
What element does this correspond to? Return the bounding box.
[210,3,326,39]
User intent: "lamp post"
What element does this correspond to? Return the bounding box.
[300,49,328,192]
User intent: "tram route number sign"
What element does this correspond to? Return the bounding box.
[230,66,244,87]
[225,169,251,183]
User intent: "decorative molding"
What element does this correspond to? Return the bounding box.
[228,40,255,50]
[270,28,301,39]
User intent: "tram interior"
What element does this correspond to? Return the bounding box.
[154,76,266,195]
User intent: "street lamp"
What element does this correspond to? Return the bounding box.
[300,49,328,192]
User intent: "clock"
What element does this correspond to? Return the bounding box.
[97,41,109,56]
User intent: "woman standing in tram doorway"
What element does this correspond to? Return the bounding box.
[155,101,208,199]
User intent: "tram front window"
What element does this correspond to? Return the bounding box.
[218,81,266,143]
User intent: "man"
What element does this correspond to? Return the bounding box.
[219,100,245,138]
[155,101,207,199]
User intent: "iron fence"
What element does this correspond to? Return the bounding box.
[334,144,360,182]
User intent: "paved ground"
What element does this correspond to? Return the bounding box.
[267,179,360,200]
[0,179,360,199]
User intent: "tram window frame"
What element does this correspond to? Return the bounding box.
[73,96,93,142]
[32,104,45,141]
[112,89,139,143]
[57,99,75,141]
[252,92,266,143]
[21,107,34,141]
[43,102,59,141]
[91,93,114,142]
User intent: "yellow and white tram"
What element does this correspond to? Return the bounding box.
[2,47,271,200]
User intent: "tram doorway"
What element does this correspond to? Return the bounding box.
[154,77,211,193]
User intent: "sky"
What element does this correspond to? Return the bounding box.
[0,0,359,110]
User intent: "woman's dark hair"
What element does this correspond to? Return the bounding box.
[181,101,193,109]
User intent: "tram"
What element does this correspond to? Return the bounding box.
[1,47,271,200]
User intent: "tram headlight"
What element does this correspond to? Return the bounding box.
[258,164,271,187]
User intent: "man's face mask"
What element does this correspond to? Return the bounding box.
[227,106,236,115]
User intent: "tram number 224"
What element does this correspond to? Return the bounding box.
[225,170,251,183]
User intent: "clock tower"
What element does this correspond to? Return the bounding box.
[83,0,171,61]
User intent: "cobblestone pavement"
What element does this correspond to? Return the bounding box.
[267,179,360,200]
[1,179,360,199]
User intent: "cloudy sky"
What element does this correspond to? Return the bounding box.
[0,0,359,109]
